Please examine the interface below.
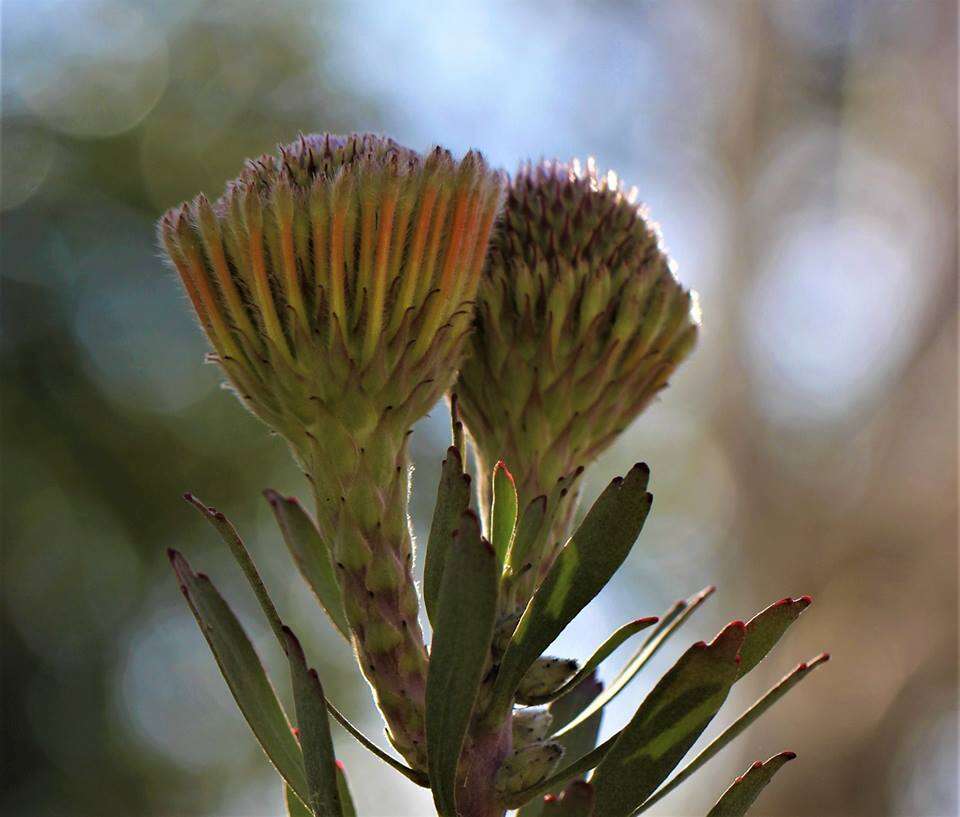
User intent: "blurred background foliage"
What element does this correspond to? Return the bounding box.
[1,1,956,815]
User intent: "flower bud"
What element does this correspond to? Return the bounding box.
[512,708,553,747]
[456,158,699,515]
[516,656,579,703]
[494,741,565,796]
[159,133,503,452]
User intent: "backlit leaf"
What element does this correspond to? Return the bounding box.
[488,464,652,721]
[426,510,499,816]
[706,752,797,817]
[590,622,746,817]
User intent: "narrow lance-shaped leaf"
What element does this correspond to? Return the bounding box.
[590,621,747,817]
[181,499,428,789]
[491,459,519,567]
[635,653,829,814]
[183,493,287,644]
[264,489,350,641]
[426,510,500,816]
[423,446,472,626]
[558,585,714,737]
[705,752,797,817]
[504,494,548,591]
[524,617,658,707]
[518,673,607,817]
[167,549,310,805]
[736,596,812,679]
[488,464,653,721]
[282,627,344,817]
[325,698,429,787]
[449,391,465,459]
[286,783,313,817]
[550,671,605,741]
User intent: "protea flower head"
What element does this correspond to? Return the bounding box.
[456,157,698,509]
[159,133,503,771]
[159,132,503,458]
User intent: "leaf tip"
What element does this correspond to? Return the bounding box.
[167,549,193,583]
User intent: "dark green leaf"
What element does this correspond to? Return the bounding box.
[705,752,797,817]
[167,549,309,804]
[286,782,313,817]
[488,464,653,721]
[524,617,658,707]
[590,621,746,817]
[491,460,519,567]
[550,672,604,739]
[737,596,811,679]
[264,489,350,641]
[179,501,428,792]
[423,446,472,626]
[557,586,714,737]
[635,653,829,814]
[551,674,604,769]
[426,510,500,816]
[449,391,465,458]
[183,493,287,645]
[282,628,343,817]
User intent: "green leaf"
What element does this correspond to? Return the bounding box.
[737,596,811,679]
[635,653,829,814]
[542,781,596,817]
[324,700,429,787]
[557,586,714,737]
[523,617,658,707]
[488,464,653,721]
[590,621,746,817]
[335,763,356,817]
[552,678,603,771]
[549,672,604,741]
[705,752,797,817]
[282,627,344,817]
[167,549,309,805]
[426,510,500,817]
[179,501,427,792]
[286,782,313,817]
[264,489,350,641]
[449,391,465,459]
[183,493,287,645]
[491,459,519,567]
[505,494,547,579]
[423,446,473,626]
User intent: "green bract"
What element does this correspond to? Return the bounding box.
[159,139,826,817]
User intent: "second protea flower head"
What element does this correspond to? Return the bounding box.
[159,133,503,457]
[456,158,700,511]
